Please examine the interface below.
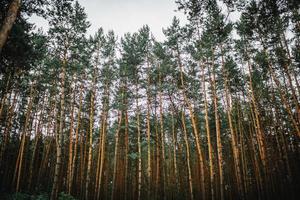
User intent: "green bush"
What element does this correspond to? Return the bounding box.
[7,192,48,200]
[58,192,76,200]
[34,193,49,200]
[9,193,30,200]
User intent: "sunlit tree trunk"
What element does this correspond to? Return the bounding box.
[136,78,142,200]
[146,63,152,200]
[201,62,215,200]
[154,103,160,200]
[69,84,83,195]
[171,109,178,194]
[96,82,109,200]
[14,84,34,192]
[259,37,300,136]
[67,88,76,194]
[111,111,123,200]
[28,100,45,191]
[181,109,194,200]
[124,109,129,200]
[85,71,96,200]
[158,65,167,200]
[51,58,66,200]
[220,45,243,198]
[176,46,205,199]
[208,51,224,200]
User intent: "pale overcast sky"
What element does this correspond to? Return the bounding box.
[30,0,187,41]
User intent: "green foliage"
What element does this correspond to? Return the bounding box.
[7,193,48,200]
[128,152,139,160]
[9,193,31,200]
[58,192,77,200]
[1,0,300,199]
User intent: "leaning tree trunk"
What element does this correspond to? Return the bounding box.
[0,0,21,52]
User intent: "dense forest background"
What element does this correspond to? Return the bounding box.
[0,0,299,199]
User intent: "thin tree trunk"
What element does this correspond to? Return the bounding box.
[154,104,160,200]
[0,73,11,119]
[15,84,34,192]
[0,90,18,166]
[146,64,152,200]
[171,110,178,193]
[51,59,66,200]
[176,46,206,199]
[124,109,129,200]
[69,84,83,194]
[220,45,244,199]
[158,66,167,200]
[259,37,300,136]
[28,102,44,191]
[67,88,76,194]
[136,80,142,200]
[181,109,194,200]
[208,51,224,200]
[111,111,123,200]
[96,83,109,200]
[201,62,215,200]
[85,72,96,200]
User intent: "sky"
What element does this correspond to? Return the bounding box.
[30,0,188,41]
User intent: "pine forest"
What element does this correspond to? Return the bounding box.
[0,0,300,199]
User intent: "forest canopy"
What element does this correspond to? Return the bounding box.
[0,0,299,199]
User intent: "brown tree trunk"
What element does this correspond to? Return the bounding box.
[208,52,224,200]
[69,84,83,194]
[158,66,167,200]
[136,80,142,200]
[181,109,194,200]
[51,59,66,200]
[171,110,178,193]
[0,0,21,52]
[15,84,34,192]
[201,62,215,200]
[28,101,45,191]
[176,46,206,199]
[146,64,152,200]
[67,88,76,194]
[111,111,123,200]
[220,45,243,198]
[0,90,18,166]
[85,72,96,200]
[96,83,109,200]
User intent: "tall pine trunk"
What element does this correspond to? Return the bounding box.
[51,59,66,200]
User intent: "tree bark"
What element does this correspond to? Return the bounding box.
[0,0,21,52]
[50,59,66,200]
[201,62,215,200]
[181,109,194,200]
[85,72,96,200]
[15,84,34,192]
